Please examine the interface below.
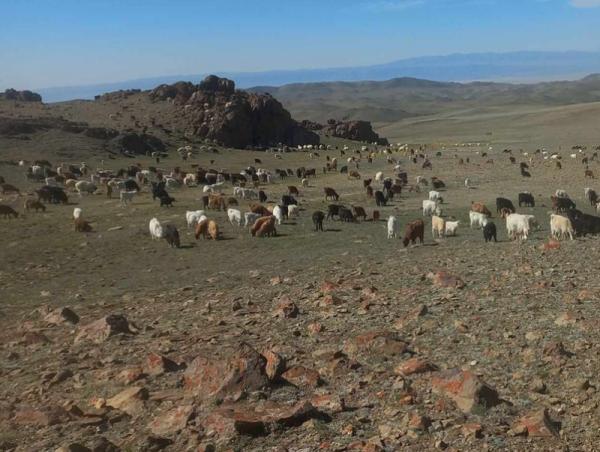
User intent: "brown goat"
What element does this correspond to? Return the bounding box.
[255,216,277,237]
[402,219,424,247]
[352,206,367,221]
[251,216,274,236]
[471,202,492,217]
[0,205,19,218]
[288,186,299,196]
[208,194,226,211]
[74,217,92,232]
[324,187,339,201]
[207,220,219,240]
[24,199,46,212]
[372,210,380,222]
[250,204,271,216]
[195,219,208,239]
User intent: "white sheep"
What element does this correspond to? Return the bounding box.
[422,200,441,216]
[432,215,445,239]
[287,204,299,217]
[73,208,82,220]
[445,220,460,236]
[375,171,384,182]
[228,208,242,227]
[387,216,398,239]
[550,214,574,240]
[506,213,531,240]
[149,218,164,240]
[428,190,442,202]
[75,180,97,195]
[186,210,205,228]
[469,211,488,229]
[273,205,283,225]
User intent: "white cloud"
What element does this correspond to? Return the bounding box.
[570,0,600,7]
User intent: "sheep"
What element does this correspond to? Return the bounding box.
[24,199,46,212]
[74,217,92,232]
[464,178,471,188]
[256,216,277,237]
[273,205,284,225]
[244,212,262,228]
[445,220,460,236]
[149,218,164,240]
[227,208,242,227]
[402,219,425,247]
[73,208,82,220]
[0,205,19,218]
[195,219,209,239]
[301,178,309,188]
[422,200,441,216]
[313,211,325,231]
[207,220,219,240]
[505,213,531,240]
[287,204,299,217]
[431,215,445,239]
[163,224,181,248]
[428,190,443,203]
[375,171,384,182]
[469,211,488,229]
[186,210,206,228]
[387,216,399,239]
[251,216,275,237]
[119,190,136,205]
[75,181,97,195]
[555,189,569,199]
[550,214,574,241]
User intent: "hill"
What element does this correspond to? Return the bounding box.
[33,51,600,103]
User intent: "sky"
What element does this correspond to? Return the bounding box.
[2,0,600,90]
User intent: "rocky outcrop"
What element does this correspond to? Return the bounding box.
[94,89,141,102]
[109,132,166,155]
[0,88,42,102]
[325,119,388,145]
[149,75,319,149]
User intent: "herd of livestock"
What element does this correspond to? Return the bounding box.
[2,144,600,249]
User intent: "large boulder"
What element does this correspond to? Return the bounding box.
[149,75,319,149]
[325,119,388,145]
[0,88,42,102]
[109,132,166,155]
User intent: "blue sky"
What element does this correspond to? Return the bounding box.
[2,0,600,89]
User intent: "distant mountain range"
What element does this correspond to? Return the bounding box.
[35,50,600,103]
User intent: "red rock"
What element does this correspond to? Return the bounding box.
[74,314,133,344]
[282,366,321,389]
[44,307,79,325]
[13,406,70,426]
[461,423,483,438]
[262,350,285,381]
[308,322,323,334]
[320,280,338,293]
[148,405,194,436]
[203,400,315,440]
[117,367,145,384]
[429,271,466,289]
[408,413,431,431]
[394,357,437,376]
[273,296,299,318]
[343,331,409,360]
[310,393,345,413]
[145,352,180,376]
[321,294,343,306]
[431,369,500,414]
[184,343,269,401]
[106,386,148,417]
[541,240,561,251]
[514,409,559,437]
[347,440,383,451]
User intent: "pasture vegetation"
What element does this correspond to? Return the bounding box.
[1,97,600,450]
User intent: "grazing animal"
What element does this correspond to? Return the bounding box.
[0,205,19,218]
[324,187,340,201]
[445,220,459,236]
[551,195,576,212]
[483,221,497,242]
[251,216,275,237]
[327,204,343,220]
[258,190,267,203]
[431,215,445,239]
[250,204,271,216]
[159,195,175,207]
[348,170,361,179]
[375,171,384,182]
[555,189,570,199]
[207,220,219,240]
[74,217,92,232]
[149,218,163,239]
[402,219,425,247]
[585,169,595,179]
[163,224,181,248]
[352,206,367,221]
[1,184,20,195]
[585,188,598,206]
[338,207,355,222]
[431,178,445,189]
[387,216,399,239]
[288,186,300,196]
[375,191,387,207]
[550,214,574,241]
[24,199,46,212]
[287,204,299,217]
[312,211,325,231]
[75,181,97,195]
[194,219,209,239]
[565,209,600,236]
[372,210,380,222]
[301,178,309,188]
[281,195,297,206]
[366,186,374,198]
[505,213,531,240]
[186,210,206,229]
[119,190,136,205]
[422,200,441,216]
[428,190,442,203]
[471,202,492,217]
[227,208,242,226]
[518,192,535,207]
[469,211,489,229]
[272,205,284,225]
[496,197,515,214]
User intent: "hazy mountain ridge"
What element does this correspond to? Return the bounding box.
[33,50,600,103]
